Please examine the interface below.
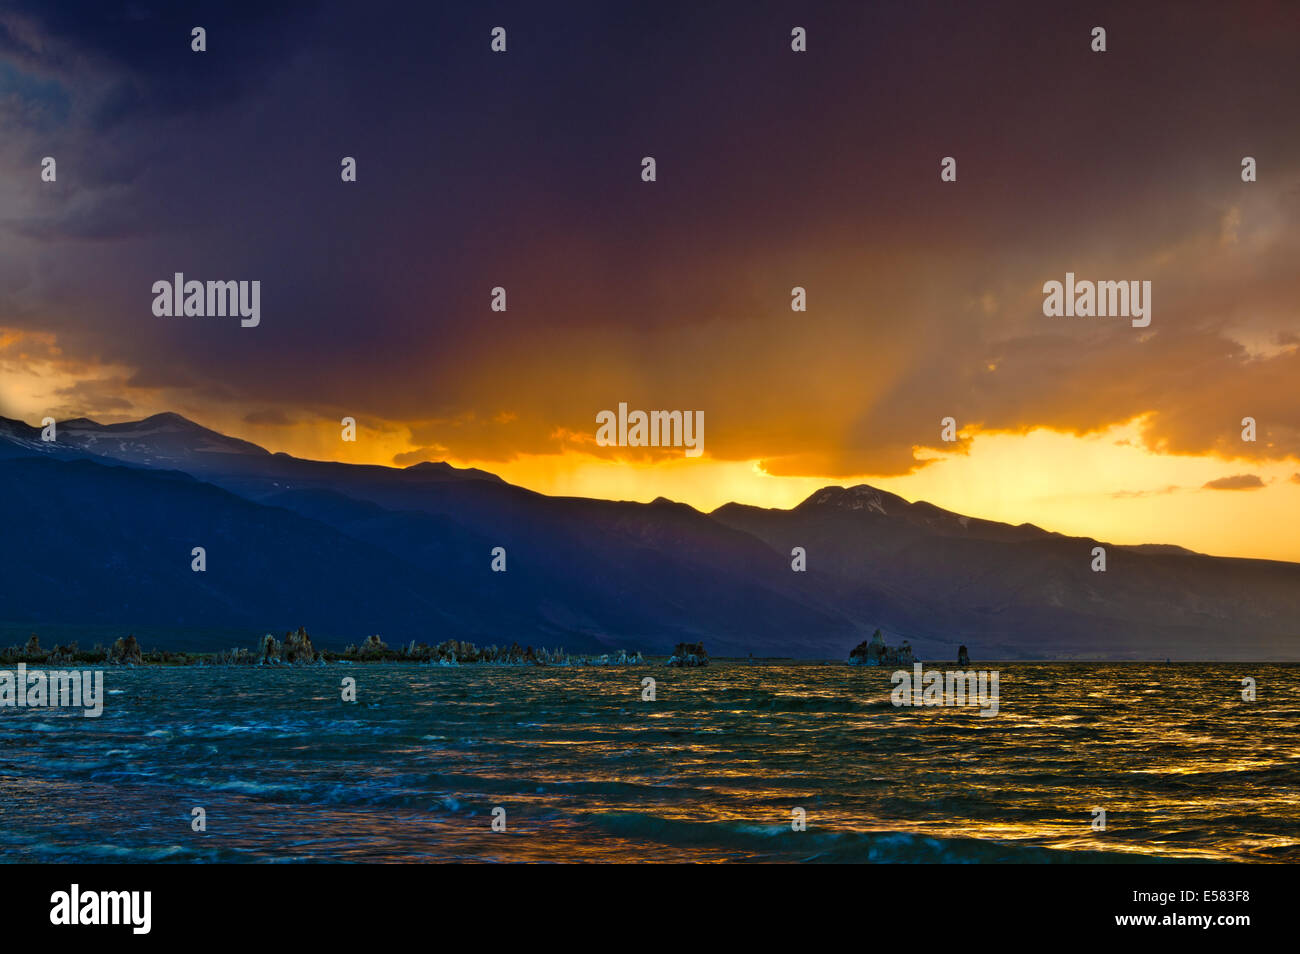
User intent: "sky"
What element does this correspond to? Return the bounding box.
[1,0,1298,561]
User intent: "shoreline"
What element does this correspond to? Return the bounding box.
[4,628,1296,668]
[1,654,1293,668]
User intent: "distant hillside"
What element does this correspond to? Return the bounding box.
[0,421,858,656]
[712,485,1300,659]
[1,414,1296,659]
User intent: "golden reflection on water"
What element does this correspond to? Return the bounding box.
[0,662,1298,861]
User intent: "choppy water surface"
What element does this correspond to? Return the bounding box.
[1,662,1297,862]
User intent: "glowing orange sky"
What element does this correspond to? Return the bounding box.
[271,417,1300,564]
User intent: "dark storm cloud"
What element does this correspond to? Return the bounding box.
[0,1,321,123]
[1,0,1298,473]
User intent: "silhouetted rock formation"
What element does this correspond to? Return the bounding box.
[0,633,51,663]
[227,632,648,666]
[666,642,708,667]
[47,641,79,664]
[345,634,389,658]
[208,628,319,666]
[957,645,971,666]
[418,640,642,666]
[256,633,281,664]
[214,646,255,664]
[240,628,323,665]
[596,650,644,665]
[0,626,643,668]
[282,627,318,664]
[108,634,143,666]
[849,629,915,666]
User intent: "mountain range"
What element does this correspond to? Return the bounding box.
[1,412,1296,659]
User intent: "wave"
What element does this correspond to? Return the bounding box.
[587,812,1189,863]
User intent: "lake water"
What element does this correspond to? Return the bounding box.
[1,662,1296,862]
